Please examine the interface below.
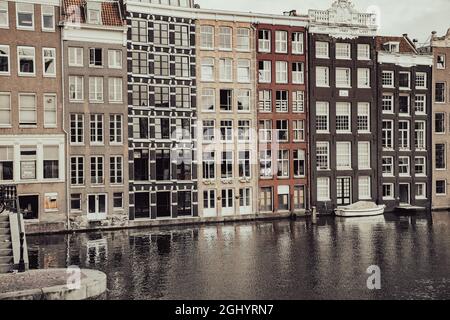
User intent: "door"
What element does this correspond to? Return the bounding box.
[221,189,234,216]
[399,184,410,205]
[19,195,39,220]
[203,190,216,217]
[239,188,251,215]
[337,177,352,205]
[87,194,107,221]
[156,192,171,218]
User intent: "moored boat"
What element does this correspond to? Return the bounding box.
[335,201,386,217]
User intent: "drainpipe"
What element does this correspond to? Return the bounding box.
[305,30,313,214]
[60,18,71,232]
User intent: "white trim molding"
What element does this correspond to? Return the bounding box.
[378,52,433,67]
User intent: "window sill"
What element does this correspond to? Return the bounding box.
[0,72,11,76]
[19,125,37,128]
[0,125,12,128]
[69,100,84,104]
[17,26,35,31]
[18,73,36,77]
[383,197,396,201]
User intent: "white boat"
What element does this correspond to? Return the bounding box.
[335,201,386,217]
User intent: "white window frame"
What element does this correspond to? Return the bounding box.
[292,91,304,113]
[201,88,215,112]
[275,31,288,53]
[336,141,352,170]
[415,72,427,89]
[358,176,371,200]
[358,141,371,170]
[259,61,271,83]
[315,41,329,59]
[43,93,57,128]
[382,156,394,177]
[108,77,123,103]
[89,77,104,103]
[0,92,11,127]
[17,46,35,76]
[41,5,55,32]
[399,94,410,116]
[0,45,10,75]
[292,62,304,84]
[399,120,410,151]
[70,113,84,145]
[336,102,351,133]
[201,57,215,82]
[336,43,351,60]
[382,183,394,200]
[237,89,250,112]
[415,121,426,151]
[415,183,426,200]
[68,47,83,67]
[108,50,122,69]
[357,68,370,88]
[316,142,330,171]
[316,102,329,133]
[293,120,305,142]
[109,114,123,145]
[19,93,36,126]
[382,120,394,150]
[110,156,123,185]
[316,66,329,87]
[236,28,250,51]
[0,1,9,28]
[399,156,410,177]
[415,156,426,177]
[414,94,426,115]
[258,30,271,53]
[382,71,394,88]
[317,177,330,201]
[357,44,370,60]
[436,180,447,196]
[258,90,271,113]
[219,58,232,82]
[218,26,232,51]
[42,47,56,77]
[357,102,370,133]
[69,76,84,102]
[382,94,394,114]
[336,67,351,88]
[292,32,304,54]
[275,61,288,84]
[16,3,34,30]
[399,71,411,89]
[200,25,214,49]
[237,59,250,83]
[436,54,446,69]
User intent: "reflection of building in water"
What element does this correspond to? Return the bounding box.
[87,238,108,264]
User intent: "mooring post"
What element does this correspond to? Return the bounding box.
[312,207,317,225]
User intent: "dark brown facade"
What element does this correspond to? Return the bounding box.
[309,34,378,214]
[256,23,309,214]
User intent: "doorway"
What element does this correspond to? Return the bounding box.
[337,177,352,205]
[399,184,410,205]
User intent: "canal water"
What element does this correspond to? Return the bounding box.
[27,212,450,300]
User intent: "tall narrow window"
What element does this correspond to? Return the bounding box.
[16,3,34,30]
[131,20,147,43]
[200,25,214,49]
[336,102,351,133]
[154,22,169,46]
[0,1,9,28]
[219,27,232,50]
[19,93,36,126]
[41,5,54,31]
[316,66,329,87]
[89,77,103,102]
[276,120,288,142]
[316,142,329,170]
[316,102,329,133]
[336,43,351,59]
[0,45,10,74]
[275,31,288,53]
[90,114,104,144]
[0,146,13,181]
[293,150,306,177]
[275,90,288,112]
[382,120,393,150]
[108,77,122,103]
[221,151,233,179]
[70,156,84,185]
[43,94,57,127]
[415,121,426,151]
[292,32,304,54]
[259,61,271,83]
[357,68,370,88]
[43,146,59,179]
[336,142,351,170]
[201,57,214,81]
[315,42,329,58]
[202,151,215,179]
[220,89,232,112]
[336,68,351,88]
[174,24,189,47]
[0,92,11,127]
[110,156,123,184]
[237,59,250,83]
[258,30,271,53]
[238,151,250,178]
[109,114,123,144]
[108,50,122,69]
[237,28,250,51]
[277,150,289,178]
[293,120,305,142]
[259,150,272,178]
[399,121,410,150]
[358,142,371,170]
[219,58,232,82]
[42,48,56,76]
[435,83,445,103]
[89,48,102,67]
[357,103,370,133]
[435,113,445,133]
[70,114,84,144]
[415,95,426,114]
[90,156,104,185]
[18,46,35,76]
[202,88,215,111]
[292,62,304,84]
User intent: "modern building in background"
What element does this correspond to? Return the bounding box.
[308,1,379,214]
[125,1,198,221]
[61,0,129,229]
[255,16,309,215]
[376,35,433,211]
[0,0,66,233]
[430,29,450,210]
[196,16,258,218]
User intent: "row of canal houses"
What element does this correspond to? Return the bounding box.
[0,0,448,233]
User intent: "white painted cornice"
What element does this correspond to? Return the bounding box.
[377,52,433,67]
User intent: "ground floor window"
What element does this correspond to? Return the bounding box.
[0,146,13,181]
[293,185,306,210]
[87,194,107,221]
[134,150,149,181]
[113,192,123,210]
[156,192,171,218]
[382,183,394,200]
[415,183,426,199]
[44,193,58,212]
[203,190,216,213]
[278,186,289,211]
[317,177,330,202]
[135,192,150,219]
[358,176,371,200]
[70,193,82,212]
[177,191,192,216]
[19,195,39,220]
[436,180,446,195]
[259,187,273,212]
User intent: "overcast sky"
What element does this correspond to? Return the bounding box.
[196,0,450,45]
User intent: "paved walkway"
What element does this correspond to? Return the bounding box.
[0,269,106,300]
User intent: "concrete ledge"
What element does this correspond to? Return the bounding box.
[0,269,107,300]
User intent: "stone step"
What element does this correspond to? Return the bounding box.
[0,228,10,236]
[0,263,12,274]
[0,215,8,222]
[0,235,11,243]
[0,256,12,264]
[0,248,12,257]
[0,221,9,228]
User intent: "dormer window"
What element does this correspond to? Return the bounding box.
[88,9,100,24]
[86,2,102,25]
[383,42,400,53]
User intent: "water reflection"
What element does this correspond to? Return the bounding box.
[27,212,450,300]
